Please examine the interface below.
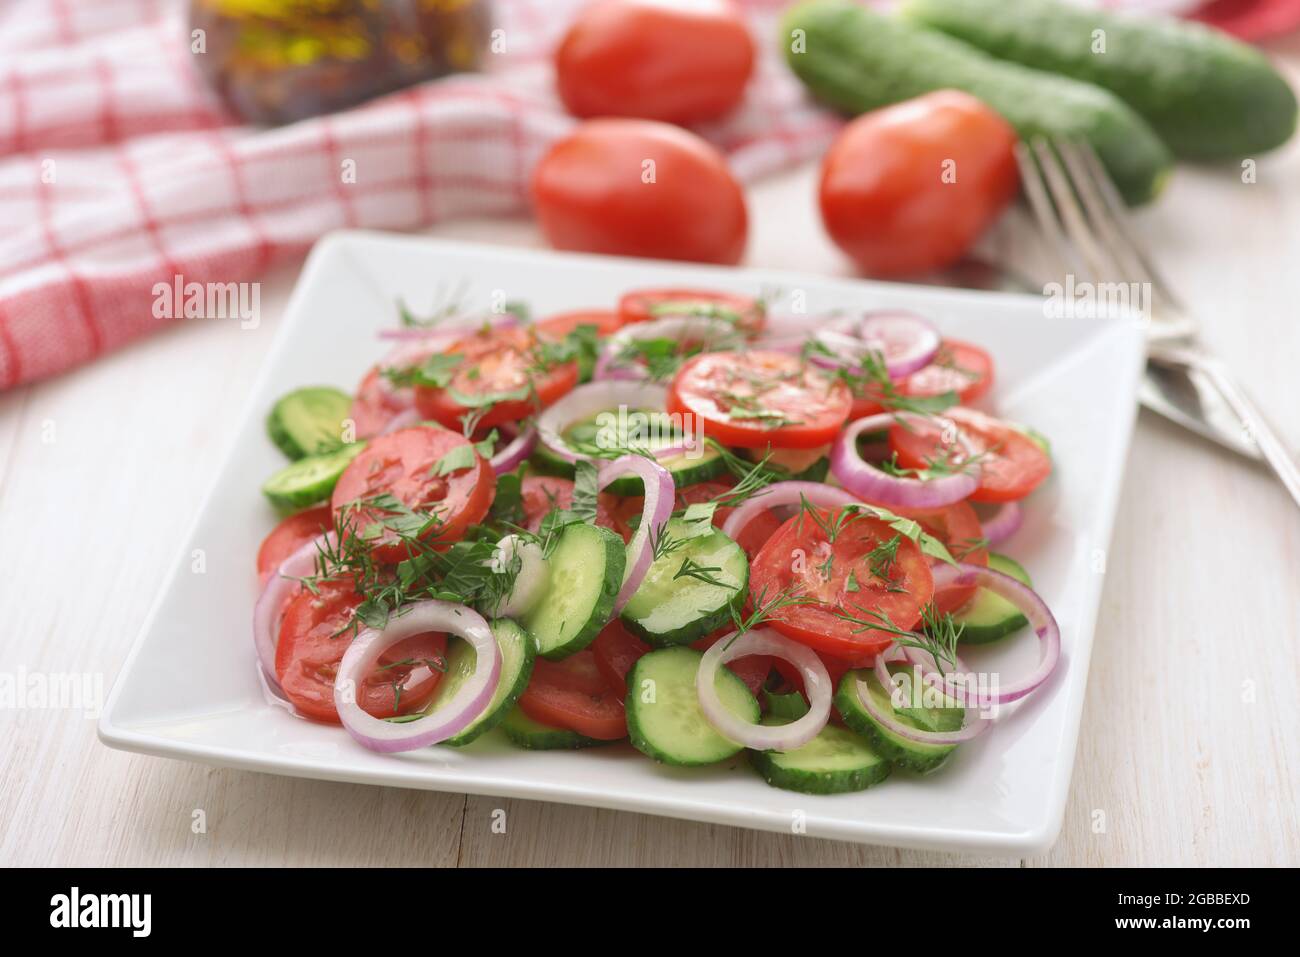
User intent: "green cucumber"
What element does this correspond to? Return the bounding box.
[499,707,609,750]
[533,408,725,492]
[266,386,353,459]
[426,619,535,747]
[620,517,749,647]
[950,552,1032,644]
[522,523,625,659]
[781,0,1173,205]
[835,668,962,773]
[261,442,363,510]
[749,720,892,794]
[904,0,1297,160]
[626,646,760,767]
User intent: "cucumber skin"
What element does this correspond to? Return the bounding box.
[950,552,1032,645]
[782,0,1172,206]
[834,671,956,774]
[527,446,726,495]
[748,727,892,795]
[620,523,750,648]
[444,620,537,748]
[499,707,609,750]
[904,0,1298,161]
[525,524,626,661]
[266,386,353,460]
[626,647,760,767]
[261,442,364,511]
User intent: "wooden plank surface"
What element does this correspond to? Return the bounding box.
[3,41,1299,865]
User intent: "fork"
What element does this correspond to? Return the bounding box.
[1014,136,1300,511]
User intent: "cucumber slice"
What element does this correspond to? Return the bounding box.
[531,408,725,492]
[418,619,535,747]
[266,386,353,459]
[522,523,625,660]
[626,646,760,767]
[261,442,364,510]
[834,669,961,773]
[951,552,1032,645]
[620,517,748,647]
[749,719,892,794]
[499,707,609,750]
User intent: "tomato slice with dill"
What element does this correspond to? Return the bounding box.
[518,649,627,740]
[275,581,448,724]
[618,287,764,334]
[413,324,579,431]
[536,309,624,338]
[520,475,632,543]
[330,425,495,563]
[667,350,851,449]
[748,507,934,660]
[888,407,1050,503]
[351,365,412,439]
[898,340,994,406]
[257,505,332,582]
[891,501,989,614]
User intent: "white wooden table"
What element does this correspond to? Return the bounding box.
[3,46,1300,864]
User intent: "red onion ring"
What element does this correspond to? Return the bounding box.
[379,408,421,435]
[804,311,940,381]
[537,381,671,464]
[978,501,1023,547]
[490,423,537,475]
[376,312,520,341]
[719,480,859,545]
[334,600,501,752]
[831,413,979,508]
[927,562,1061,707]
[252,533,329,687]
[858,311,941,379]
[862,650,992,745]
[697,628,832,751]
[597,455,675,613]
[595,316,739,382]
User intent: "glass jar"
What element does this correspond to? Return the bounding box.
[190,0,493,125]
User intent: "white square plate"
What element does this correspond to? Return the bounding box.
[100,232,1144,855]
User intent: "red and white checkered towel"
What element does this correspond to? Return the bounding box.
[0,0,844,390]
[1,0,1286,390]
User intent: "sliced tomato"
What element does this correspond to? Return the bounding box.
[591,619,651,697]
[748,508,934,660]
[520,475,631,542]
[351,366,411,440]
[536,309,624,339]
[732,508,786,561]
[667,351,851,449]
[518,649,627,740]
[888,407,1050,503]
[892,501,988,614]
[331,426,494,563]
[413,325,579,431]
[673,479,736,526]
[256,505,332,582]
[691,630,772,697]
[899,340,994,406]
[619,288,764,334]
[275,581,447,724]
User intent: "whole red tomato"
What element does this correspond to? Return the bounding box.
[556,0,755,124]
[818,90,1019,278]
[532,119,748,265]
